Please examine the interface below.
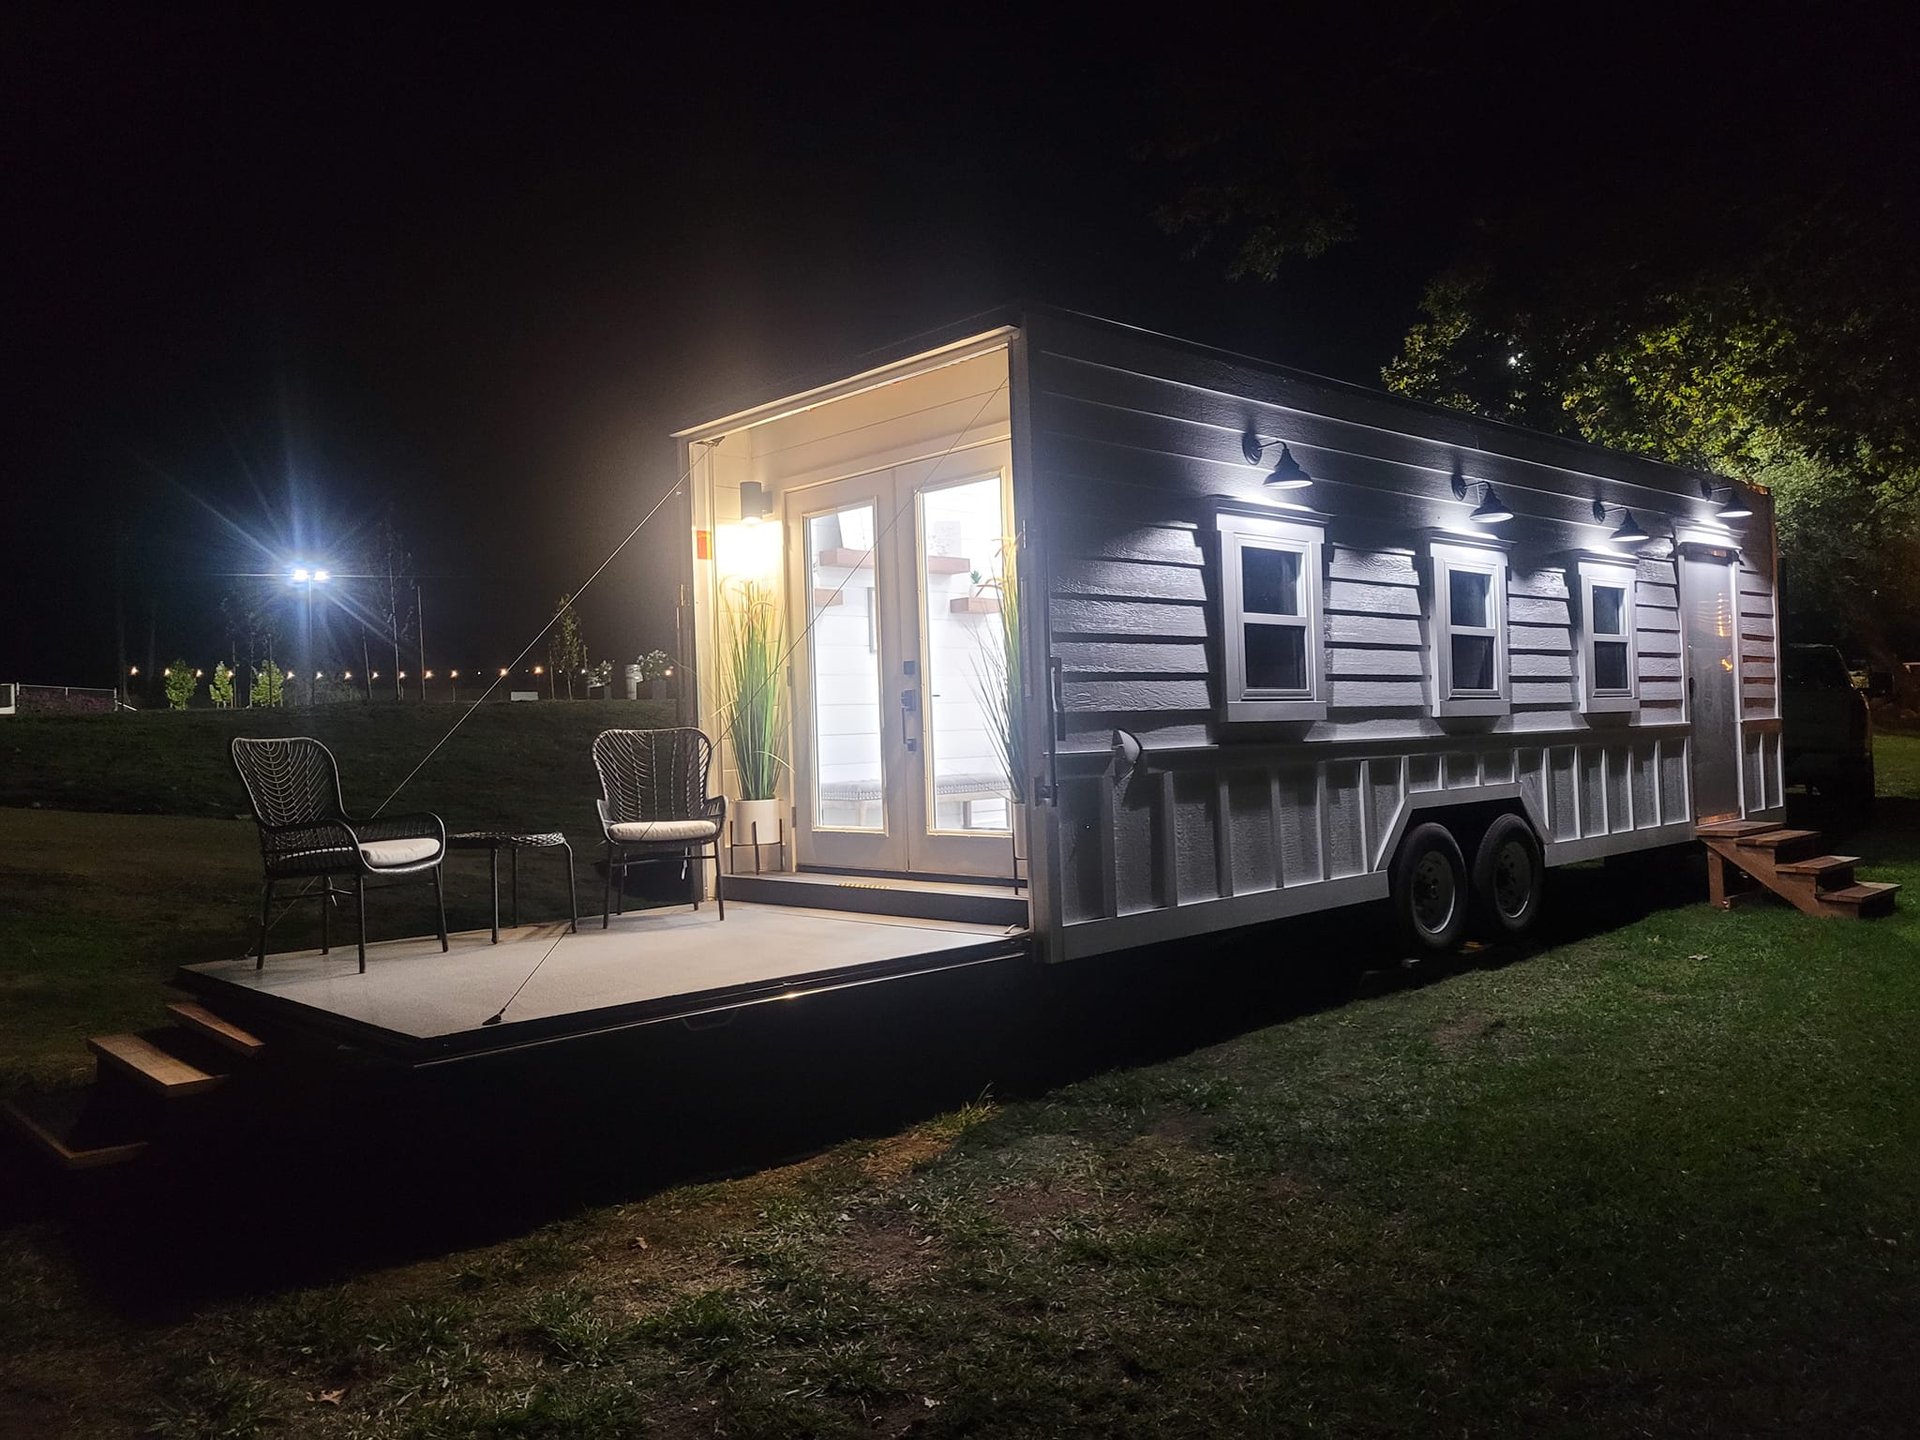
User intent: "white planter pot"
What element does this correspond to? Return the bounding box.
[733,797,782,847]
[1010,801,1030,888]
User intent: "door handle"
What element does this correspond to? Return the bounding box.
[900,687,919,752]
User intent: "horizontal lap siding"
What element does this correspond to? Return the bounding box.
[1637,557,1684,723]
[1738,555,1779,716]
[1026,315,1755,939]
[1324,545,1425,712]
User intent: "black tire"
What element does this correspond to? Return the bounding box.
[1391,822,1468,953]
[1470,813,1545,939]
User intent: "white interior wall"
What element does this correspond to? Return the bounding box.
[686,344,1013,843]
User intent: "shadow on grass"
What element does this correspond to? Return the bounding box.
[4,805,1903,1318]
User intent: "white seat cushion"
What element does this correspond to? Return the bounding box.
[359,837,441,868]
[608,819,720,843]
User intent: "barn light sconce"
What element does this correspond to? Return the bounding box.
[1450,466,1513,524]
[737,481,773,525]
[1240,433,1313,489]
[1700,479,1753,521]
[1592,498,1650,547]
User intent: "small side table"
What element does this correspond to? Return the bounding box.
[449,831,579,943]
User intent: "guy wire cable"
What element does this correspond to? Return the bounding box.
[238,443,716,960]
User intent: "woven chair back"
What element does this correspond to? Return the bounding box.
[593,728,715,825]
[231,736,346,829]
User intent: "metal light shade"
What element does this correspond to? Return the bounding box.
[738,480,771,524]
[1611,510,1651,545]
[1263,444,1312,489]
[1470,485,1514,523]
[1715,493,1754,521]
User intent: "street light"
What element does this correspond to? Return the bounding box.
[288,564,332,707]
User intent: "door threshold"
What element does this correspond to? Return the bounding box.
[725,871,1029,927]
[796,865,1022,892]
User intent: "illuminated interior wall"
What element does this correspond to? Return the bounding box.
[683,340,1014,848]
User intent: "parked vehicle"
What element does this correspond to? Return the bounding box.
[1782,643,1874,806]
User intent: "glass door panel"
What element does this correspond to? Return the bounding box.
[917,477,1014,837]
[789,481,907,873]
[805,505,884,830]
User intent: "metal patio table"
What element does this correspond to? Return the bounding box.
[448,831,579,943]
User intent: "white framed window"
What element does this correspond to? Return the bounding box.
[1428,539,1510,717]
[1216,510,1326,722]
[1576,557,1638,713]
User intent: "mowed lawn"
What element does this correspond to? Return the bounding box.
[0,702,671,1093]
[0,723,1915,1437]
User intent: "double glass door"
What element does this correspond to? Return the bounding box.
[787,453,1015,878]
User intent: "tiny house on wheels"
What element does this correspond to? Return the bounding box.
[13,309,1850,1169]
[681,305,1784,962]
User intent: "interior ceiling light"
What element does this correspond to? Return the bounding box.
[1240,432,1313,489]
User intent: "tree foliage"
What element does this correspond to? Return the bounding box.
[208,661,235,709]
[163,660,197,710]
[547,594,585,700]
[1151,14,1920,665]
[249,661,285,708]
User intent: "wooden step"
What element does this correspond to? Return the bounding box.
[1817,882,1901,919]
[1776,855,1859,887]
[1731,827,1819,851]
[1730,828,1825,863]
[1697,819,1782,839]
[166,1001,265,1060]
[87,1033,224,1097]
[4,1090,150,1170]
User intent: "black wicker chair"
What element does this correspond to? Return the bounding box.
[592,728,726,926]
[231,736,449,972]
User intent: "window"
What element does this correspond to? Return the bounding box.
[1577,558,1638,713]
[1428,540,1510,717]
[1216,511,1326,722]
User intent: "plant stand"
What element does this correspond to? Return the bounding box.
[1010,802,1028,894]
[726,815,787,875]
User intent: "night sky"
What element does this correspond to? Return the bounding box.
[3,5,1905,689]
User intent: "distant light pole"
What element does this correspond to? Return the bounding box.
[288,566,331,706]
[414,577,428,702]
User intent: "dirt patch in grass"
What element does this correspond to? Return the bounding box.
[1142,1112,1213,1148]
[833,1212,942,1293]
[1431,1009,1506,1049]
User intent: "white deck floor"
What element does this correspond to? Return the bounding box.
[180,902,1020,1044]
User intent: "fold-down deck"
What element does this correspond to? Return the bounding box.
[176,900,1030,1064]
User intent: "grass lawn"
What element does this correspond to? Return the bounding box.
[0,702,672,1093]
[0,729,1916,1436]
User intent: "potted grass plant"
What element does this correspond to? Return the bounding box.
[720,579,787,846]
[970,539,1028,877]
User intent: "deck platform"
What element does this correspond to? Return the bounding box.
[176,901,1029,1063]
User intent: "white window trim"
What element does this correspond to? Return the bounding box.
[1216,511,1327,723]
[1428,539,1510,718]
[1576,557,1640,714]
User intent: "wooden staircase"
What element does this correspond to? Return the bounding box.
[3,1000,265,1171]
[1698,820,1900,919]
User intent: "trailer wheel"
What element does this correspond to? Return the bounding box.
[1391,822,1467,953]
[1471,814,1544,939]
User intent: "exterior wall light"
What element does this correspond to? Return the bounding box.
[1450,466,1513,523]
[738,480,773,524]
[1592,497,1649,546]
[1700,479,1753,521]
[1240,432,1313,489]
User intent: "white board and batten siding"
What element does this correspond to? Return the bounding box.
[1016,312,1779,961]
